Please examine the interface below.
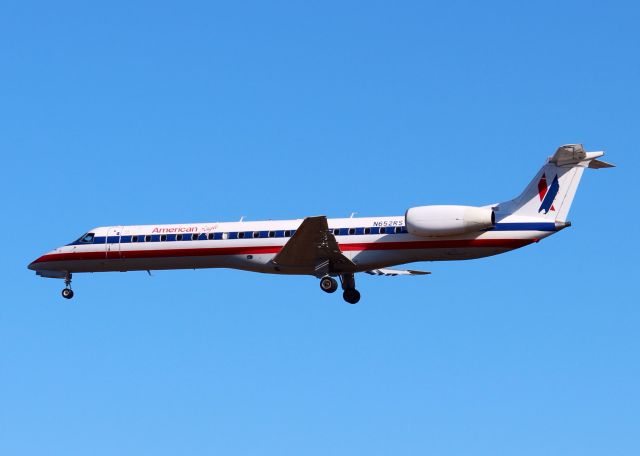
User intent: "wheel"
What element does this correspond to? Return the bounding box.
[343,288,360,304]
[320,276,338,293]
[61,288,74,299]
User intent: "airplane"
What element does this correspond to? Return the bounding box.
[28,144,613,304]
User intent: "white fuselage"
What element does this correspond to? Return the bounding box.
[27,144,610,304]
[29,215,556,277]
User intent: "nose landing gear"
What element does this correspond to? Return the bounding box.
[61,288,74,299]
[61,273,74,299]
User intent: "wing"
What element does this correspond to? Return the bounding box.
[273,216,355,275]
[366,268,431,276]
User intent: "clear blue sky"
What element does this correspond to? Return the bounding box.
[2,1,638,454]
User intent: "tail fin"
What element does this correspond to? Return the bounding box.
[498,144,614,222]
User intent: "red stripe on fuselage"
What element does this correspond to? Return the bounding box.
[338,239,532,251]
[32,239,534,264]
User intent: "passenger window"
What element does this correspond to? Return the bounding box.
[177,234,183,241]
[268,231,275,238]
[348,228,355,235]
[395,226,402,234]
[192,233,198,240]
[253,231,260,238]
[222,232,229,240]
[333,229,340,236]
[364,228,371,235]
[238,232,245,239]
[160,235,167,242]
[284,230,291,237]
[145,235,151,242]
[132,235,138,242]
[379,227,386,234]
[208,233,215,240]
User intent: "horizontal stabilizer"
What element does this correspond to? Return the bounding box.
[588,159,615,169]
[366,268,431,276]
[549,144,614,168]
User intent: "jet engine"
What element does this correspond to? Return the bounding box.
[405,205,495,237]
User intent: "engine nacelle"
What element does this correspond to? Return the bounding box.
[405,205,495,237]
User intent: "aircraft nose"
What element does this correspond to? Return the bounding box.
[28,255,45,271]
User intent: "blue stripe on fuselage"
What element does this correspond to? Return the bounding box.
[492,222,556,231]
[65,223,554,247]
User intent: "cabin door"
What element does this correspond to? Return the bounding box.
[106,226,123,259]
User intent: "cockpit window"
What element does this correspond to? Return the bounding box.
[78,233,95,244]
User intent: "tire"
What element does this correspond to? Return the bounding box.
[61,288,74,299]
[343,289,360,304]
[320,277,338,293]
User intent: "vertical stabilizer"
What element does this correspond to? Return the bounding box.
[498,144,613,222]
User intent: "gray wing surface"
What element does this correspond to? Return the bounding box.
[273,216,355,275]
[365,268,431,276]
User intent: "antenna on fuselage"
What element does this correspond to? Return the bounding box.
[239,216,245,222]
[350,212,357,218]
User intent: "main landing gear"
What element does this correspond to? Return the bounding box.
[319,276,339,293]
[340,273,360,304]
[319,273,360,304]
[61,272,74,299]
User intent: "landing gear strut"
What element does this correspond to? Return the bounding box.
[61,272,74,299]
[339,273,361,304]
[319,276,339,293]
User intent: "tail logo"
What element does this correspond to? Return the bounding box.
[538,173,559,214]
